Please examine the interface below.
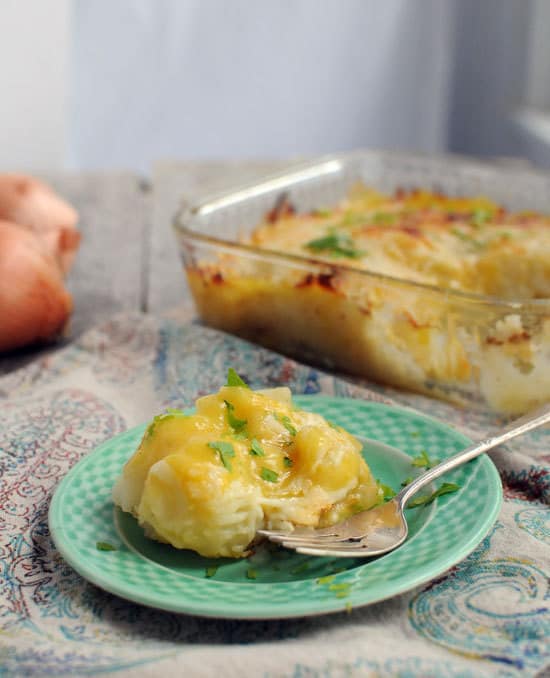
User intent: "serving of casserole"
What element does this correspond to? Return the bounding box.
[173,152,550,415]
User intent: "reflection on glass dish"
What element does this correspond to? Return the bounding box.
[174,152,550,414]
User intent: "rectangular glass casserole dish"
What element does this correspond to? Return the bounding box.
[173,151,550,415]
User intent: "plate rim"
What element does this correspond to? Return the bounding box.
[48,396,502,619]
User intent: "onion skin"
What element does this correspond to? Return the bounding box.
[0,174,80,274]
[0,220,73,352]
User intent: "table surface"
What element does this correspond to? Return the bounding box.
[1,154,537,375]
[2,160,548,678]
[0,160,289,373]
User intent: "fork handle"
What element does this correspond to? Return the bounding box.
[398,401,550,507]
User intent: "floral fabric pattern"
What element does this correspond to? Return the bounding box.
[0,313,548,677]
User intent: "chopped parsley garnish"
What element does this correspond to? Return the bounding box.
[96,541,117,552]
[260,467,279,483]
[329,582,351,591]
[400,475,415,487]
[283,456,293,468]
[249,438,265,457]
[317,575,335,585]
[322,579,350,600]
[246,568,258,580]
[378,481,396,500]
[342,210,368,226]
[411,450,435,469]
[304,232,363,259]
[407,482,461,508]
[313,208,332,217]
[224,400,247,433]
[226,368,250,388]
[208,441,236,471]
[451,227,484,249]
[471,208,493,227]
[145,408,187,438]
[371,212,398,225]
[274,413,297,436]
[205,566,218,578]
[329,583,352,598]
[290,561,310,575]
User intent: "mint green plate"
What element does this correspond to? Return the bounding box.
[48,397,502,619]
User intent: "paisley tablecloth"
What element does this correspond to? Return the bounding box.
[1,313,548,677]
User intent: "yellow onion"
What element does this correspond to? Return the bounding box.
[0,220,73,352]
[0,174,80,274]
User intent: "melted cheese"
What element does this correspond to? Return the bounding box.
[184,186,549,414]
[250,187,550,299]
[113,385,381,558]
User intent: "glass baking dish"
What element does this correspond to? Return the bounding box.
[173,151,550,415]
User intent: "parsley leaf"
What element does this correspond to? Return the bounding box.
[260,467,279,483]
[205,566,218,578]
[451,227,484,249]
[246,568,258,580]
[407,482,461,508]
[471,208,493,227]
[96,541,117,552]
[329,583,352,598]
[249,438,265,456]
[400,475,415,487]
[342,210,367,226]
[378,481,396,500]
[317,575,335,585]
[274,413,297,436]
[371,212,398,225]
[224,400,247,433]
[304,232,363,259]
[283,456,293,468]
[208,441,236,471]
[226,368,250,388]
[290,561,310,574]
[166,407,185,417]
[411,450,435,469]
[313,208,332,218]
[145,408,187,438]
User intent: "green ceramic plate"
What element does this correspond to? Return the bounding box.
[48,397,502,619]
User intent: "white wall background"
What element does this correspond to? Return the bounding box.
[0,0,547,172]
[69,0,454,172]
[0,0,69,171]
[448,0,531,158]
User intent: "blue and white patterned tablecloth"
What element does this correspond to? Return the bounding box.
[0,313,548,677]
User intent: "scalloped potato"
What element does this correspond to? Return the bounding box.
[113,378,381,558]
[186,186,550,414]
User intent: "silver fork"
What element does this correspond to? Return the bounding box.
[257,402,550,558]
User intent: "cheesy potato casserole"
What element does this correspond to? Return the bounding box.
[113,371,381,558]
[185,186,550,414]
